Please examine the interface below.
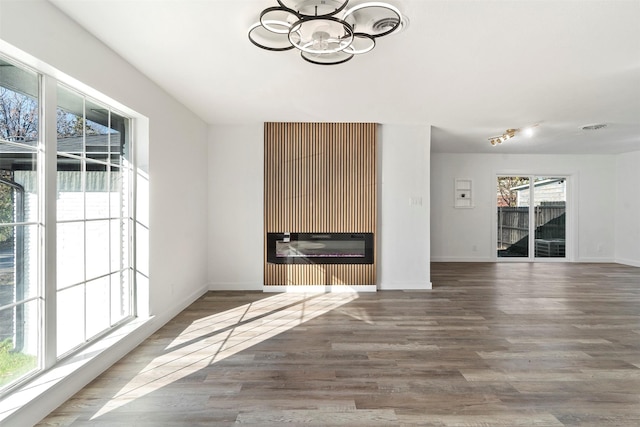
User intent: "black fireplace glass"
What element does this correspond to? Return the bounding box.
[267,233,374,264]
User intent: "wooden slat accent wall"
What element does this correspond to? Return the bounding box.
[264,122,377,287]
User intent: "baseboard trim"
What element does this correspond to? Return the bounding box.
[615,258,640,268]
[431,257,493,262]
[378,282,432,290]
[263,285,377,293]
[577,257,617,263]
[209,282,263,291]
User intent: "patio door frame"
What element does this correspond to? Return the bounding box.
[493,173,575,262]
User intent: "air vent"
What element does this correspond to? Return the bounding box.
[581,124,607,131]
[373,17,400,32]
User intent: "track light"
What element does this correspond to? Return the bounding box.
[487,124,538,146]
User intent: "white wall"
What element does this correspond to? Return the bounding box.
[615,150,640,267]
[207,124,432,290]
[208,124,263,290]
[1,0,209,425]
[378,125,431,289]
[431,153,617,262]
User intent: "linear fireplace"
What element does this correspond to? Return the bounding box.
[267,233,374,265]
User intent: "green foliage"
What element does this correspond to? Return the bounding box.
[0,182,14,243]
[0,338,37,388]
[0,187,14,245]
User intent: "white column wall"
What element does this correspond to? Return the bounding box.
[378,125,431,289]
[615,150,640,267]
[208,124,264,290]
[430,153,617,262]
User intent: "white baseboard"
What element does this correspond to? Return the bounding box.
[430,257,493,262]
[263,285,377,293]
[209,282,263,291]
[577,257,617,263]
[378,282,432,290]
[615,258,640,268]
[160,283,209,319]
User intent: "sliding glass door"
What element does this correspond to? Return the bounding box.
[497,176,567,260]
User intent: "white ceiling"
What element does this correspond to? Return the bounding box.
[48,0,640,154]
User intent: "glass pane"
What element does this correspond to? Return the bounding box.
[57,285,85,356]
[57,86,84,155]
[0,148,38,224]
[85,276,110,339]
[0,300,40,390]
[110,219,124,272]
[497,176,530,258]
[85,99,110,163]
[86,220,109,281]
[0,224,39,301]
[57,155,84,221]
[57,222,85,289]
[110,166,123,219]
[86,161,109,219]
[110,271,130,324]
[0,59,39,147]
[110,111,128,165]
[534,177,566,258]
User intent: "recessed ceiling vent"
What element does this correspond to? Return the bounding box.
[581,123,607,131]
[373,17,400,32]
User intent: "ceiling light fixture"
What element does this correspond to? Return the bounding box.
[248,1,408,65]
[488,125,538,146]
[489,128,518,146]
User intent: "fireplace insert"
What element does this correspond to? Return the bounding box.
[267,232,374,264]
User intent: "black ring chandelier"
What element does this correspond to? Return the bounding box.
[248,1,407,65]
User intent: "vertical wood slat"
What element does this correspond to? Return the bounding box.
[264,123,377,287]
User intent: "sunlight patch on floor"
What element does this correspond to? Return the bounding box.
[90,292,358,419]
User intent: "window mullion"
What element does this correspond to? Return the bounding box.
[41,74,58,369]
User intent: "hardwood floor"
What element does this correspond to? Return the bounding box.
[37,263,640,426]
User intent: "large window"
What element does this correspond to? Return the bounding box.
[0,54,135,392]
[0,58,41,390]
[56,85,133,357]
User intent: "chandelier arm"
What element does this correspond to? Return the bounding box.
[344,33,376,55]
[260,6,302,34]
[248,22,297,51]
[301,50,354,65]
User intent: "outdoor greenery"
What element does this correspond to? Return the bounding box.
[0,338,36,388]
[0,182,13,244]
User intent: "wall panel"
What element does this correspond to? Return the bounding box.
[264,123,376,287]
